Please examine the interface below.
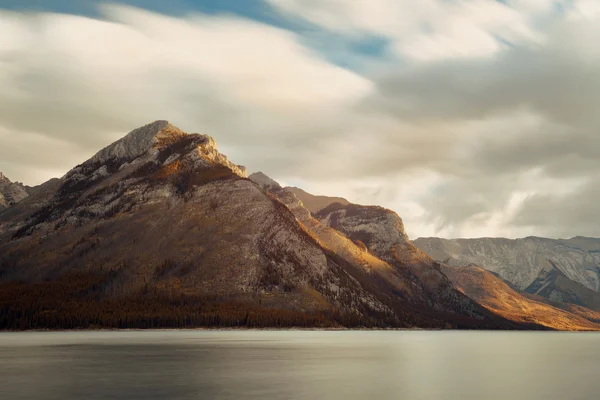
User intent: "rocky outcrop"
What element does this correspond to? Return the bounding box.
[0,173,29,210]
[313,202,492,318]
[413,237,600,292]
[6,122,249,239]
[524,261,600,311]
[81,120,245,178]
[251,174,404,287]
[87,121,185,165]
[0,178,61,233]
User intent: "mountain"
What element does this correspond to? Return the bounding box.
[250,177,600,330]
[1,121,597,330]
[0,178,61,233]
[250,174,514,328]
[284,186,349,214]
[441,264,599,330]
[523,261,600,311]
[0,173,29,210]
[413,236,600,292]
[252,177,600,329]
[312,201,490,318]
[0,121,525,330]
[310,201,600,329]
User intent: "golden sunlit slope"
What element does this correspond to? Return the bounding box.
[442,265,600,331]
[258,183,521,326]
[250,174,523,329]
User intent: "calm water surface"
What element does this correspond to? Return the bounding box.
[0,330,599,400]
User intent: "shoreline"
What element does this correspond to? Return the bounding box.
[1,327,598,333]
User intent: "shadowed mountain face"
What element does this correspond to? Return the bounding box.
[524,261,600,311]
[0,178,61,232]
[413,237,600,292]
[0,121,527,330]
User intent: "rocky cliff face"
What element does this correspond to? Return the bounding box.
[250,174,413,304]
[413,236,600,292]
[0,178,61,234]
[523,261,600,311]
[5,121,248,239]
[313,202,494,319]
[248,176,506,323]
[0,173,29,210]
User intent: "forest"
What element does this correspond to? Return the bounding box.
[0,272,380,330]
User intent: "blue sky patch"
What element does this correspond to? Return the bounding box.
[0,0,388,72]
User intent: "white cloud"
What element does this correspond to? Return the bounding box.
[0,5,370,182]
[267,0,544,61]
[1,2,600,239]
[571,0,600,19]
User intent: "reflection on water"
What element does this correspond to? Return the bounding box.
[0,330,599,400]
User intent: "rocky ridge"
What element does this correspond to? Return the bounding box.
[251,174,525,324]
[250,178,600,330]
[413,237,600,292]
[523,261,600,311]
[0,173,29,210]
[311,200,504,318]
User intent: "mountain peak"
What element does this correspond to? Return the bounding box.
[88,120,185,166]
[63,120,248,183]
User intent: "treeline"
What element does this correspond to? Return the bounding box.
[0,273,378,330]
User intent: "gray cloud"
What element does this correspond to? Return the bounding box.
[513,174,600,238]
[343,12,600,238]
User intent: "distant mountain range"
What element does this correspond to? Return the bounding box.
[413,237,600,315]
[1,121,599,331]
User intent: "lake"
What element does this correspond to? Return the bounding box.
[0,330,599,399]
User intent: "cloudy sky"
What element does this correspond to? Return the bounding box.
[1,0,599,239]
